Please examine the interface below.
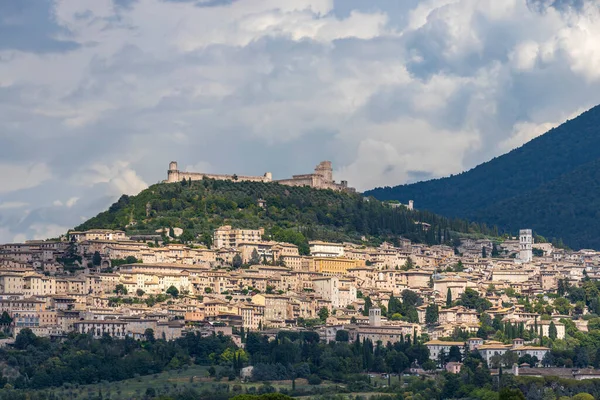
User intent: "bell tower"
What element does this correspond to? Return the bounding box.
[167,161,180,183]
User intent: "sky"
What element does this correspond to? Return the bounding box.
[1,0,600,243]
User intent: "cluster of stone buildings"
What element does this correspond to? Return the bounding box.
[0,226,596,368]
[165,160,355,192]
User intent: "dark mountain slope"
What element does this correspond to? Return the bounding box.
[364,104,600,248]
[366,105,600,215]
[474,158,600,250]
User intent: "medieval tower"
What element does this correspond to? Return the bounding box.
[519,229,533,263]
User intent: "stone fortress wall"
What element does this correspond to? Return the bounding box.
[167,162,272,183]
[165,161,354,192]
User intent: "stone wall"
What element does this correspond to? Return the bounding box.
[165,160,354,192]
[165,162,272,183]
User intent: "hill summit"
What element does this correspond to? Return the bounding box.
[365,104,600,250]
[75,178,498,250]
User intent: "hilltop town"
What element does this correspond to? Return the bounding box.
[2,209,598,377]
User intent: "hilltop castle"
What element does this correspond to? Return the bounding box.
[166,161,355,192]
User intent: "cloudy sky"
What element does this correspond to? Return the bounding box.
[1,0,600,243]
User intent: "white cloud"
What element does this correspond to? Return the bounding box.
[510,41,540,70]
[72,162,148,195]
[29,223,69,240]
[0,202,28,210]
[66,197,79,207]
[2,0,600,240]
[0,163,52,194]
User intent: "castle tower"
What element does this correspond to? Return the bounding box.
[369,307,381,327]
[408,200,414,210]
[167,161,180,183]
[315,161,333,183]
[519,229,533,263]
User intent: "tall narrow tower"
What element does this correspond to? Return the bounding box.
[315,161,333,183]
[369,307,381,327]
[167,161,180,183]
[519,229,533,263]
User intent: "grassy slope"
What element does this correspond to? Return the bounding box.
[75,179,499,247]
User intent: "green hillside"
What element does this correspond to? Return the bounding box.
[365,104,600,249]
[474,158,600,249]
[76,179,498,251]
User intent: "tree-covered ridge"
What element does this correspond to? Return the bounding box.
[473,158,600,249]
[364,104,600,249]
[76,179,498,247]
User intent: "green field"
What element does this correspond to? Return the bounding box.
[12,365,351,400]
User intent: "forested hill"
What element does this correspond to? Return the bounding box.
[75,179,499,251]
[364,104,600,249]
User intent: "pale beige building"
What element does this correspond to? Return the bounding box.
[213,226,264,249]
[252,294,288,325]
[309,241,345,258]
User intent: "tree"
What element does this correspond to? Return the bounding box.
[499,388,526,400]
[169,227,176,238]
[179,229,195,243]
[232,254,243,269]
[438,348,447,368]
[318,307,329,322]
[422,359,437,371]
[458,288,491,312]
[362,296,373,316]
[454,260,464,272]
[572,394,595,400]
[335,330,349,342]
[446,288,453,307]
[92,251,102,266]
[250,249,260,265]
[307,375,322,385]
[557,279,567,296]
[144,328,155,342]
[553,297,572,315]
[388,294,401,316]
[202,233,213,248]
[136,289,145,297]
[14,328,38,350]
[401,289,422,307]
[442,372,461,400]
[166,285,179,298]
[448,345,462,362]
[575,347,590,367]
[481,246,487,258]
[549,321,558,340]
[115,284,127,295]
[0,311,13,325]
[501,351,518,367]
[491,243,500,258]
[425,304,439,325]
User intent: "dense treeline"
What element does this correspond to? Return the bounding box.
[4,328,600,399]
[0,329,233,390]
[365,104,600,249]
[245,330,429,381]
[476,158,600,249]
[76,179,499,248]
